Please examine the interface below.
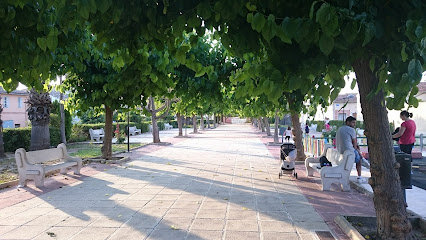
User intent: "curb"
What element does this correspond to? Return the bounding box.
[88,156,130,164]
[0,180,19,190]
[349,181,374,198]
[334,215,366,240]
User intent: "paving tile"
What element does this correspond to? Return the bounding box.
[0,225,51,239]
[227,210,258,220]
[108,227,152,240]
[157,217,193,230]
[147,229,187,240]
[259,220,296,232]
[165,208,197,218]
[226,220,259,232]
[191,219,225,231]
[262,232,300,240]
[197,209,227,219]
[32,226,83,240]
[186,230,223,240]
[224,231,260,240]
[123,215,161,229]
[69,227,117,240]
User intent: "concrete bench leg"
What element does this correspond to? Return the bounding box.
[342,182,351,192]
[18,178,28,187]
[321,180,332,191]
[306,167,315,177]
[34,176,45,188]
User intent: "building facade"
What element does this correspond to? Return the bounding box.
[0,88,29,128]
[332,94,358,120]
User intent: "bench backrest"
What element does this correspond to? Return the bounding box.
[89,128,104,135]
[25,148,64,164]
[129,126,136,130]
[325,147,355,171]
[325,148,342,165]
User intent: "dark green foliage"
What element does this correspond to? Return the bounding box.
[80,110,105,124]
[50,114,61,128]
[51,100,73,139]
[3,127,62,152]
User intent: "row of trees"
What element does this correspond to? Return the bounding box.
[1,1,425,238]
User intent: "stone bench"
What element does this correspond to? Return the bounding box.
[89,128,104,141]
[15,143,82,188]
[305,146,355,191]
[164,123,173,130]
[129,126,141,135]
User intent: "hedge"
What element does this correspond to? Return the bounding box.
[68,120,171,142]
[3,127,61,152]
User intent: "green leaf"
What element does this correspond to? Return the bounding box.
[351,78,357,89]
[246,2,257,11]
[281,17,297,39]
[36,37,47,52]
[408,59,422,82]
[113,56,125,69]
[319,34,334,56]
[0,71,2,80]
[401,43,408,62]
[246,13,253,23]
[362,23,376,46]
[343,22,358,43]
[330,88,340,102]
[369,57,375,72]
[262,20,276,42]
[309,1,320,19]
[196,1,211,20]
[315,3,338,36]
[252,13,266,32]
[96,0,111,13]
[215,13,221,22]
[46,36,58,51]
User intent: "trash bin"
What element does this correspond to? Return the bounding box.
[395,153,412,189]
[395,153,412,206]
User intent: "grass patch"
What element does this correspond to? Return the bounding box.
[68,143,143,158]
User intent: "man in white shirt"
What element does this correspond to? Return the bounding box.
[336,116,363,183]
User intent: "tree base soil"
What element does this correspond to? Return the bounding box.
[337,215,426,240]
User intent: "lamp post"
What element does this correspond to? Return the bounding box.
[127,111,130,152]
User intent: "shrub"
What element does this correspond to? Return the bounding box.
[3,127,63,152]
[50,114,60,128]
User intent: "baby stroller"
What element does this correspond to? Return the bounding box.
[279,143,298,179]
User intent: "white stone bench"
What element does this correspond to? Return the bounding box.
[129,126,141,135]
[149,124,153,132]
[305,146,355,191]
[15,143,82,188]
[164,123,173,130]
[89,128,104,141]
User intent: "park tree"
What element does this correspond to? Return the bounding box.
[145,96,171,143]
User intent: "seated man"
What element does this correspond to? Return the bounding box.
[336,116,364,183]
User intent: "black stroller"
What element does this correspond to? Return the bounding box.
[278,143,298,179]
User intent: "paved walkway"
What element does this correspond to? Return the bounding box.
[0,124,332,240]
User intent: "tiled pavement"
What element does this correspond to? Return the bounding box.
[1,124,341,240]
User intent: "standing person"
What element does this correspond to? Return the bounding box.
[284,126,292,142]
[392,111,416,155]
[336,116,363,183]
[305,123,310,136]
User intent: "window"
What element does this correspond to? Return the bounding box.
[18,97,22,108]
[338,113,347,121]
[14,124,21,128]
[3,97,8,108]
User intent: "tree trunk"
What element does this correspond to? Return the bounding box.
[177,113,183,136]
[207,115,211,129]
[0,98,5,158]
[353,59,412,239]
[27,90,51,151]
[193,114,198,133]
[200,115,205,130]
[264,117,271,136]
[101,106,113,160]
[260,117,265,132]
[59,76,66,144]
[213,113,217,128]
[150,97,161,143]
[291,113,306,161]
[274,111,279,144]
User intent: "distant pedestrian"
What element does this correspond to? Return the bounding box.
[336,116,363,183]
[284,126,292,142]
[305,124,310,136]
[392,111,416,155]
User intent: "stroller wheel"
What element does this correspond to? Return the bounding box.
[295,173,298,179]
[278,173,281,179]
